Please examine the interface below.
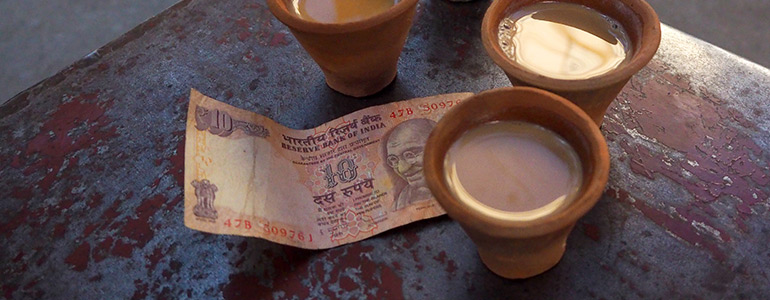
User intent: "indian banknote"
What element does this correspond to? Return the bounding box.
[184,89,472,249]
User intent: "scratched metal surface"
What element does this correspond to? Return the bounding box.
[1,0,769,298]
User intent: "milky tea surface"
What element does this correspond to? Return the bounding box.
[444,121,582,220]
[292,0,398,23]
[498,1,632,80]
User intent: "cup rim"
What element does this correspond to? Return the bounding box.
[481,0,662,91]
[423,87,610,238]
[267,0,419,34]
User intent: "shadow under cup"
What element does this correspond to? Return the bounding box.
[423,87,610,279]
[482,0,661,126]
[267,0,419,98]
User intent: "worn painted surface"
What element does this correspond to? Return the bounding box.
[1,0,769,298]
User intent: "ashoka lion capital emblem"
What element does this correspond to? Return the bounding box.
[192,179,218,219]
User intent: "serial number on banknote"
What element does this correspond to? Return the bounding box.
[388,98,464,119]
[222,219,314,242]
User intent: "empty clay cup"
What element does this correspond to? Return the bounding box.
[423,87,610,279]
[482,0,661,125]
[267,0,419,97]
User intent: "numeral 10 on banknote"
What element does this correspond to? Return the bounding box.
[321,158,358,188]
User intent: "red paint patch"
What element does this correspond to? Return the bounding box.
[11,187,33,199]
[392,261,402,271]
[433,251,457,277]
[610,62,769,206]
[378,264,404,298]
[93,237,114,262]
[676,206,731,242]
[223,243,404,299]
[136,194,167,214]
[235,17,250,29]
[10,155,22,168]
[59,198,75,210]
[453,39,470,67]
[339,276,357,291]
[602,62,770,261]
[433,251,447,264]
[21,94,117,191]
[0,204,47,237]
[65,242,91,272]
[151,178,161,189]
[734,215,749,232]
[146,247,165,270]
[131,280,149,300]
[410,249,424,271]
[89,274,103,282]
[446,259,457,276]
[237,31,250,42]
[3,284,18,299]
[243,50,262,63]
[736,203,752,215]
[161,268,173,280]
[35,253,46,266]
[222,273,267,300]
[52,222,67,238]
[402,229,420,249]
[169,260,182,273]
[86,194,104,209]
[269,33,290,47]
[111,239,134,258]
[167,132,186,188]
[117,55,143,75]
[114,195,167,254]
[22,280,39,291]
[610,188,726,262]
[583,223,601,242]
[100,199,122,221]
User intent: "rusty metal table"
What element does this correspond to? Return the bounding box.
[2,0,769,298]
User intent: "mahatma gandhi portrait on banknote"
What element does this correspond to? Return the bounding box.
[384,118,437,211]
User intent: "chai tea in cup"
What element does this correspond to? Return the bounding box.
[269,0,418,97]
[291,0,399,23]
[497,1,633,80]
[423,87,610,279]
[482,0,661,125]
[444,120,582,221]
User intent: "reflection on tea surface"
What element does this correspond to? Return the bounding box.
[498,1,632,80]
[292,0,398,23]
[444,121,582,221]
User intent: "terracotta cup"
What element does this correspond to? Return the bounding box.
[423,87,610,279]
[481,0,661,125]
[267,0,419,97]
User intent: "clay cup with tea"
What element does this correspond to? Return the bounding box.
[482,0,661,125]
[268,0,419,97]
